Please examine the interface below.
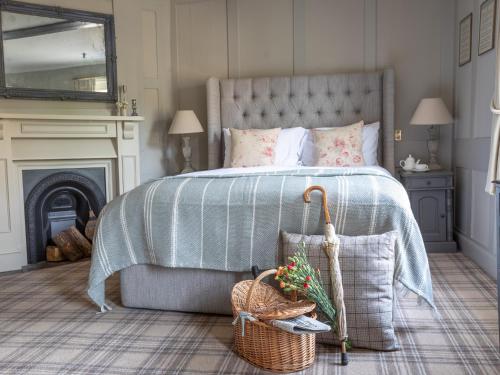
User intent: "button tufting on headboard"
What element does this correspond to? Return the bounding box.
[208,69,395,174]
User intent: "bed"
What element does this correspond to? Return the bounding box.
[87,69,434,314]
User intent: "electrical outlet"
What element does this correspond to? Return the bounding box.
[394,129,402,141]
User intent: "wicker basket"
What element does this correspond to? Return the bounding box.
[231,269,316,373]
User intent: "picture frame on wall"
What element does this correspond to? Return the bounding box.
[459,13,473,66]
[478,0,497,55]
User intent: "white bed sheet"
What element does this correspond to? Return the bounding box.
[183,165,392,177]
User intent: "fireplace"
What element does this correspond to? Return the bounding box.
[23,168,107,264]
[0,113,142,272]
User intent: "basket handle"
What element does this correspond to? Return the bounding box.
[244,268,277,312]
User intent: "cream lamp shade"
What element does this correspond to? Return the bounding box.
[168,110,204,135]
[410,98,453,125]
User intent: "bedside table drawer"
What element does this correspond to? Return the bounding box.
[404,176,452,190]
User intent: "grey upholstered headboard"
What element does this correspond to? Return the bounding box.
[206,68,395,174]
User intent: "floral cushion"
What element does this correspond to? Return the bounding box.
[312,121,365,167]
[230,128,281,167]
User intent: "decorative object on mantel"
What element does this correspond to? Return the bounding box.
[168,110,204,174]
[116,85,128,116]
[459,13,472,66]
[131,99,139,116]
[479,0,497,55]
[410,98,453,170]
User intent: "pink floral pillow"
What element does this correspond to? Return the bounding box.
[312,121,365,167]
[230,128,281,167]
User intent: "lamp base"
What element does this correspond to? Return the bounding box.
[427,127,441,171]
[181,136,195,174]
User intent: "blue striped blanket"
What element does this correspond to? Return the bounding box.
[88,167,433,311]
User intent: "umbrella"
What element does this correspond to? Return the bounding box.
[304,185,349,366]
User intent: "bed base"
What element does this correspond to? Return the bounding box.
[121,265,252,315]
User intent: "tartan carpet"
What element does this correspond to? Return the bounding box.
[0,253,498,374]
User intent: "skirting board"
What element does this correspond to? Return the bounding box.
[455,230,496,280]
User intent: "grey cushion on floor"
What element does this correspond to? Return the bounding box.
[281,231,399,351]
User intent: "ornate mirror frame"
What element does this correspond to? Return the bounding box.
[0,0,117,102]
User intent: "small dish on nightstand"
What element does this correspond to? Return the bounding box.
[410,168,429,173]
[412,164,430,172]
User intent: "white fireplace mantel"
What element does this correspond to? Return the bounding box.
[0,113,144,272]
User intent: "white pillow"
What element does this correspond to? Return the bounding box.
[300,122,380,166]
[362,122,380,166]
[223,127,307,167]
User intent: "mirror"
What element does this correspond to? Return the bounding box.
[0,1,117,102]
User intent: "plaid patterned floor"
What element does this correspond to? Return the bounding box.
[0,253,498,374]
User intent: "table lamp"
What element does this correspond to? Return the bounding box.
[168,110,204,173]
[410,98,453,170]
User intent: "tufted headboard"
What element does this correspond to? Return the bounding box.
[206,68,395,174]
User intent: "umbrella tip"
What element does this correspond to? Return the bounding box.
[341,353,349,366]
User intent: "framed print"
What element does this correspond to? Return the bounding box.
[479,0,497,55]
[459,13,472,66]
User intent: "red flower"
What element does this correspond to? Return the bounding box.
[303,283,310,289]
[287,265,294,270]
[305,275,312,281]
[290,261,296,267]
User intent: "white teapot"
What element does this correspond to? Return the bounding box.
[400,154,416,171]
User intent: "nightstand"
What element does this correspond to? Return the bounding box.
[399,169,457,252]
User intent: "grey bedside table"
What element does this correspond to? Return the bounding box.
[398,169,457,252]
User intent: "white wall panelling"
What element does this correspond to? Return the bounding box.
[174,0,229,170]
[0,0,456,175]
[114,0,174,181]
[0,159,11,234]
[455,166,471,235]
[293,0,365,74]
[454,0,499,279]
[173,0,455,170]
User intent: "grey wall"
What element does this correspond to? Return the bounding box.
[173,0,456,171]
[454,0,498,279]
[0,0,455,179]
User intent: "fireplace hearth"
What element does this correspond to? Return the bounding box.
[23,169,106,264]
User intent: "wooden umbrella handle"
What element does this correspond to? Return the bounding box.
[303,185,331,224]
